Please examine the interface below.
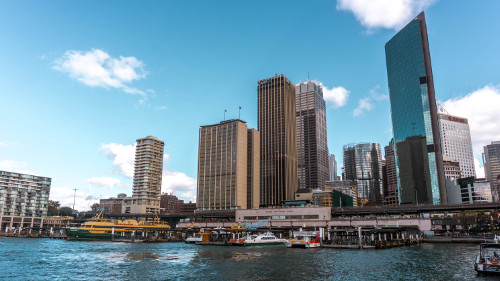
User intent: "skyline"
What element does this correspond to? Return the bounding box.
[1,0,500,210]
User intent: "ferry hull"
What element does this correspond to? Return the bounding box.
[65,229,122,241]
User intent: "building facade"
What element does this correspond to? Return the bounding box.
[99,193,127,214]
[438,111,476,178]
[325,180,358,207]
[443,156,461,179]
[385,11,446,205]
[295,81,329,190]
[258,74,298,206]
[126,136,164,213]
[196,119,260,210]
[457,177,492,204]
[329,154,337,181]
[384,140,399,206]
[0,170,51,217]
[343,143,383,205]
[484,141,500,201]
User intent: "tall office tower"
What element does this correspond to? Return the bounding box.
[258,74,298,206]
[329,154,337,181]
[484,141,500,201]
[385,11,446,205]
[343,143,383,205]
[438,110,476,178]
[196,119,260,210]
[0,170,51,216]
[384,140,398,206]
[131,136,164,213]
[295,81,329,190]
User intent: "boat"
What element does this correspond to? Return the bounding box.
[230,232,287,246]
[286,231,321,248]
[185,232,203,243]
[475,242,500,274]
[65,212,170,241]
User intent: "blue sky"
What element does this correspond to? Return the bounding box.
[1,0,499,210]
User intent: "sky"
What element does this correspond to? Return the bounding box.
[1,0,499,211]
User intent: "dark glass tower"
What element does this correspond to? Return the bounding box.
[385,11,446,205]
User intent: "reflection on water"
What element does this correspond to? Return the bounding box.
[0,237,499,280]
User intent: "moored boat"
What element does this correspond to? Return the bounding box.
[185,232,203,243]
[286,231,321,248]
[475,243,500,274]
[230,232,287,246]
[65,212,170,241]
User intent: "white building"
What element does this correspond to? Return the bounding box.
[438,111,476,178]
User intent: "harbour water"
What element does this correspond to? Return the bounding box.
[0,237,498,280]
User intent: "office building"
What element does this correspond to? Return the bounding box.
[443,156,461,179]
[457,177,492,204]
[325,180,358,207]
[343,143,383,205]
[258,74,298,206]
[295,81,329,190]
[384,140,399,206]
[196,119,260,210]
[99,193,126,214]
[484,141,500,201]
[0,170,51,217]
[385,11,446,205]
[123,136,164,214]
[438,110,476,178]
[329,154,337,181]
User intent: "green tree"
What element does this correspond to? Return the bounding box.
[90,203,101,212]
[59,207,74,216]
[48,200,60,216]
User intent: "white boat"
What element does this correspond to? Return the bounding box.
[475,242,500,274]
[230,232,287,246]
[185,232,203,243]
[286,231,321,248]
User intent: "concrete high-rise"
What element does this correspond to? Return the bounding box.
[0,170,51,217]
[196,119,260,210]
[384,140,398,206]
[484,141,500,201]
[296,81,329,190]
[385,11,446,205]
[329,154,337,181]
[438,110,476,178]
[258,74,298,206]
[127,136,164,213]
[343,143,383,205]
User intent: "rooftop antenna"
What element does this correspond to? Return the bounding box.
[224,109,227,121]
[307,72,310,81]
[239,106,242,120]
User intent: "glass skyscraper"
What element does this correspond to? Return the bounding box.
[385,11,446,205]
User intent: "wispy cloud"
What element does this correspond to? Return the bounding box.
[441,85,500,177]
[337,0,437,31]
[87,176,132,190]
[0,142,8,147]
[53,49,150,103]
[353,85,388,117]
[0,160,27,171]
[49,186,100,211]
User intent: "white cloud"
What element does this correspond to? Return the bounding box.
[299,80,350,108]
[337,0,437,31]
[97,141,197,202]
[87,176,132,190]
[53,49,150,102]
[99,143,136,178]
[441,85,500,178]
[353,85,388,117]
[0,142,8,147]
[49,186,100,212]
[0,160,27,171]
[161,170,197,202]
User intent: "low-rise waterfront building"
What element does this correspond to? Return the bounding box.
[100,193,127,213]
[0,170,51,217]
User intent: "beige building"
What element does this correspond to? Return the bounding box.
[443,155,461,179]
[123,136,164,214]
[325,180,358,207]
[197,119,259,210]
[258,74,298,206]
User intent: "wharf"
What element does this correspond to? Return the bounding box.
[423,237,494,244]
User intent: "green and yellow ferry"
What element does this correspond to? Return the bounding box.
[65,212,170,241]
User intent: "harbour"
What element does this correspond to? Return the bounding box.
[1,237,497,280]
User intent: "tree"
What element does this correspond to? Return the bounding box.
[90,203,101,212]
[48,200,61,216]
[59,207,74,216]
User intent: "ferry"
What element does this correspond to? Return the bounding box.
[230,232,287,246]
[286,231,321,248]
[185,232,203,243]
[65,212,170,241]
[475,243,500,274]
